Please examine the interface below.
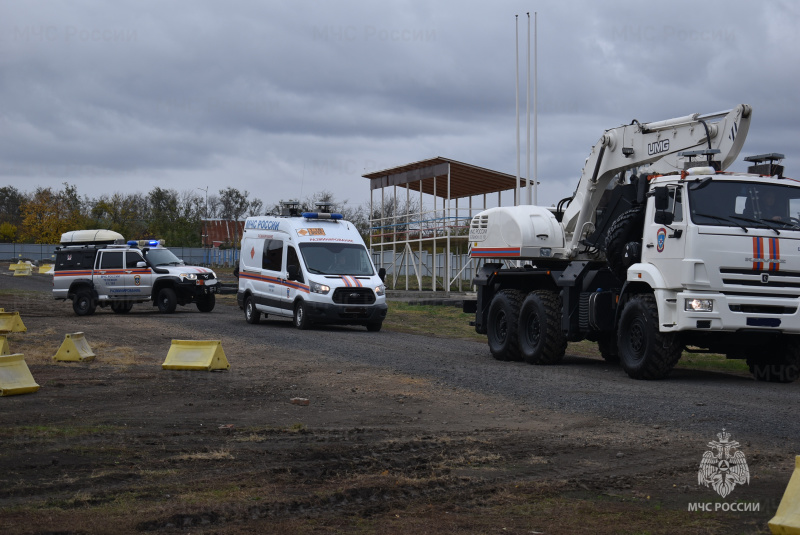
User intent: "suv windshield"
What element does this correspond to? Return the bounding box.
[688,180,800,230]
[299,243,374,276]
[144,248,185,266]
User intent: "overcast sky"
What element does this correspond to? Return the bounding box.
[2,0,798,211]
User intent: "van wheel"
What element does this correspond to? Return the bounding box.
[244,295,260,324]
[487,289,524,361]
[73,290,96,316]
[366,322,382,332]
[294,301,311,330]
[196,294,215,313]
[157,287,178,314]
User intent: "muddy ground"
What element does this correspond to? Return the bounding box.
[0,269,798,534]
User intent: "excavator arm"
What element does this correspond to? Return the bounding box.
[561,104,752,257]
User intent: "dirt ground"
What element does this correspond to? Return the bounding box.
[0,269,797,534]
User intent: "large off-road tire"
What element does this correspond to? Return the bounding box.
[196,294,215,313]
[72,289,96,316]
[605,207,645,281]
[293,301,311,330]
[244,295,260,324]
[111,301,133,314]
[597,332,620,363]
[618,293,682,379]
[487,289,524,362]
[156,287,178,314]
[518,290,567,364]
[746,341,800,383]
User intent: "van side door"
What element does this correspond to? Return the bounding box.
[282,244,306,310]
[262,238,286,315]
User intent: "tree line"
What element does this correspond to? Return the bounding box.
[0,183,390,247]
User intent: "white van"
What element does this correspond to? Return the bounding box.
[236,206,387,331]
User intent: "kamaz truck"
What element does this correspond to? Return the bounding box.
[466,105,800,382]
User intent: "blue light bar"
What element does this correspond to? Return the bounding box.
[127,240,138,246]
[302,212,343,220]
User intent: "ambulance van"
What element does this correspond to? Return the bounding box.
[236,205,387,331]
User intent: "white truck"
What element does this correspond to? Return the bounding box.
[236,202,388,330]
[466,104,800,382]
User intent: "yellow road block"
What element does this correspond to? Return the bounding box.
[770,456,800,535]
[0,335,10,356]
[13,265,31,276]
[53,332,96,362]
[38,264,53,274]
[9,262,26,271]
[0,312,27,333]
[0,354,40,396]
[162,340,230,371]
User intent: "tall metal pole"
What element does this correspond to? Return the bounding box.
[526,13,531,205]
[534,12,538,205]
[515,15,520,207]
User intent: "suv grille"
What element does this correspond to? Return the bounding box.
[332,288,376,305]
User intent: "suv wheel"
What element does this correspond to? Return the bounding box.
[72,289,96,316]
[196,294,215,313]
[157,287,178,314]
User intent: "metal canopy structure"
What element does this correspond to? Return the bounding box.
[363,157,525,199]
[364,157,529,293]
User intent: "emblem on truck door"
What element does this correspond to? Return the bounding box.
[761,273,769,284]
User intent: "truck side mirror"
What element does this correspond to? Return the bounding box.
[378,268,386,282]
[653,186,669,210]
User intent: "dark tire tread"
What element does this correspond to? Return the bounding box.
[618,293,682,380]
[519,290,567,365]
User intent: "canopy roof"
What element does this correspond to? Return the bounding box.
[363,157,529,199]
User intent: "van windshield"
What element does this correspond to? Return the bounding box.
[299,243,374,276]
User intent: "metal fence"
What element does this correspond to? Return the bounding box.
[372,250,476,283]
[0,243,240,267]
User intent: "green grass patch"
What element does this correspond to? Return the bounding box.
[384,301,484,341]
[678,350,750,374]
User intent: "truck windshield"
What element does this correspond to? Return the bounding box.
[688,180,800,230]
[144,248,185,266]
[299,243,375,276]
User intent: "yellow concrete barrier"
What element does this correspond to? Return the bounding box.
[0,312,27,333]
[9,262,26,271]
[0,335,10,356]
[13,265,31,276]
[38,264,53,274]
[769,456,800,534]
[162,340,230,371]
[0,354,40,396]
[53,332,96,362]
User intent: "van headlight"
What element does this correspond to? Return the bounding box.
[375,284,385,296]
[179,273,197,281]
[685,298,713,312]
[310,281,330,294]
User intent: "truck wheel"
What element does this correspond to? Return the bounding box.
[487,289,524,361]
[111,301,133,314]
[73,289,96,316]
[196,294,215,313]
[156,287,178,314]
[597,333,619,363]
[519,290,566,364]
[293,301,311,330]
[244,295,260,324]
[617,293,682,379]
[605,207,645,281]
[746,341,800,383]
[366,322,382,332]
